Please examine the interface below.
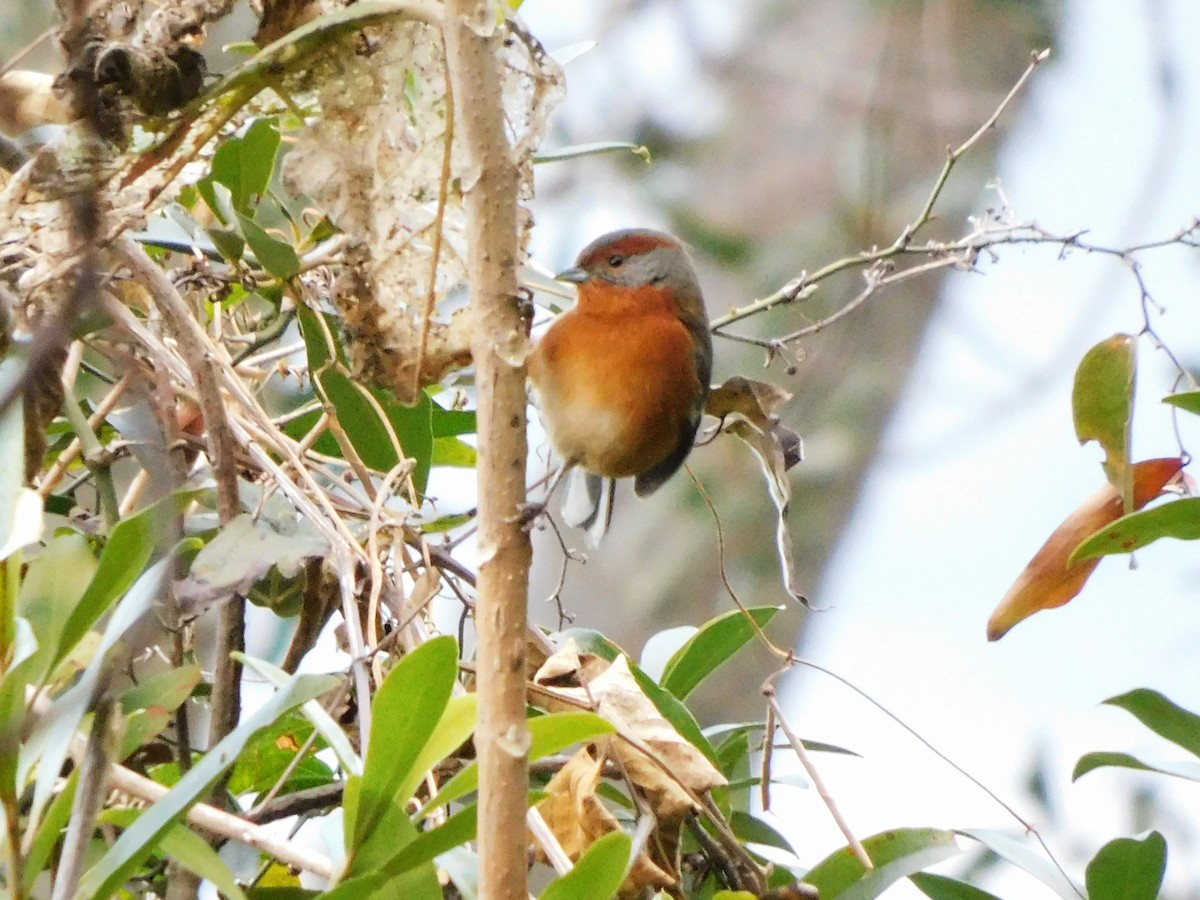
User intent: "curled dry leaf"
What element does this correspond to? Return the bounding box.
[533,643,726,819]
[534,747,675,897]
[706,376,806,604]
[706,375,793,430]
[987,457,1184,641]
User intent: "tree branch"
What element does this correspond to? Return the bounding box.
[113,235,244,748]
[442,7,533,899]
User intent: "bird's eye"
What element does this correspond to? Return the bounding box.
[608,254,624,267]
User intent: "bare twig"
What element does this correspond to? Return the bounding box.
[114,235,245,747]
[709,48,1051,336]
[763,673,872,870]
[790,654,1082,896]
[410,38,457,400]
[51,692,114,900]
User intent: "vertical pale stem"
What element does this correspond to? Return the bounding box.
[442,5,533,900]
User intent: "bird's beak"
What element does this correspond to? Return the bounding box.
[554,266,589,284]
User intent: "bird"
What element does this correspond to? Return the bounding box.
[528,228,713,539]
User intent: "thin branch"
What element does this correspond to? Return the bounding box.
[790,655,1082,897]
[410,37,457,400]
[709,48,1050,334]
[51,691,114,900]
[113,236,244,747]
[763,673,871,871]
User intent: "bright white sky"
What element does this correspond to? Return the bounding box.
[524,0,1200,896]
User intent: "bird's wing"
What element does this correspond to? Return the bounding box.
[633,316,712,498]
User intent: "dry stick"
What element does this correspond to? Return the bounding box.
[696,450,1074,880]
[528,807,572,875]
[710,47,1050,335]
[366,462,417,686]
[443,5,533,899]
[111,280,377,747]
[114,755,332,878]
[22,686,335,880]
[38,370,133,497]
[760,702,776,815]
[115,235,245,748]
[50,692,114,900]
[409,36,457,401]
[689,466,866,871]
[763,677,872,871]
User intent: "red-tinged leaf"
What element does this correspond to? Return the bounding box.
[987,457,1183,641]
[1070,496,1200,564]
[1073,334,1136,509]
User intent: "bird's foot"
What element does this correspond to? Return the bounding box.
[513,500,548,531]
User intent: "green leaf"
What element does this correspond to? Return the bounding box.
[1073,750,1200,783]
[238,118,282,208]
[373,386,434,495]
[24,557,171,851]
[729,810,795,855]
[381,803,478,875]
[420,711,614,818]
[18,533,96,684]
[228,712,333,798]
[1102,688,1200,758]
[296,304,342,370]
[102,807,248,900]
[430,405,476,437]
[1085,832,1166,900]
[24,768,77,893]
[199,118,280,215]
[959,828,1081,898]
[802,829,960,900]
[660,606,781,700]
[238,213,300,279]
[540,831,632,900]
[1070,497,1200,564]
[1072,333,1136,508]
[627,657,720,765]
[910,872,1002,899]
[76,672,337,900]
[432,436,477,467]
[238,653,361,775]
[59,490,200,665]
[119,664,202,715]
[317,371,399,468]
[1164,390,1200,416]
[206,226,245,263]
[348,635,458,857]
[322,811,443,900]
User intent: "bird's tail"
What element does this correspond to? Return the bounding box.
[561,470,615,546]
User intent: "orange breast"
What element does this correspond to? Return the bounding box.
[529,304,701,479]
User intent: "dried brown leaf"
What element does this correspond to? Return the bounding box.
[535,747,676,895]
[534,646,725,823]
